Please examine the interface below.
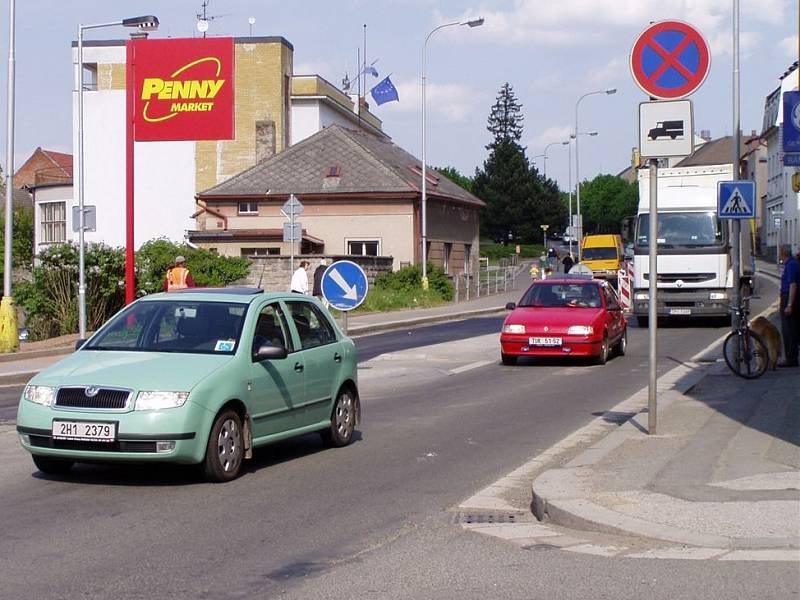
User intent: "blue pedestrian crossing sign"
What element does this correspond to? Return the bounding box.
[321,260,369,311]
[717,181,754,220]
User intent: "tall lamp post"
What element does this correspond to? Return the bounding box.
[77,15,158,339]
[574,88,616,261]
[536,141,565,179]
[0,0,16,352]
[421,17,483,286]
[567,131,598,258]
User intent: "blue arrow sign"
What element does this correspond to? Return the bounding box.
[717,181,754,220]
[321,260,369,311]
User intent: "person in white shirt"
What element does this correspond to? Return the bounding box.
[290,261,311,294]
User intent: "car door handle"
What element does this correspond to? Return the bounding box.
[333,352,342,363]
[294,362,304,373]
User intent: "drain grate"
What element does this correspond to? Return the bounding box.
[524,543,559,551]
[453,512,519,525]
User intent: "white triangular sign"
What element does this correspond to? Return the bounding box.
[720,187,749,215]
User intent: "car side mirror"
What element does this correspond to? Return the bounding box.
[253,343,287,362]
[75,338,87,351]
[505,302,516,310]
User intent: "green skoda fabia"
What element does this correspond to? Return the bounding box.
[16,288,360,482]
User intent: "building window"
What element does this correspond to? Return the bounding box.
[82,63,98,91]
[238,202,258,215]
[241,247,280,258]
[464,243,472,273]
[347,240,380,256]
[41,202,66,243]
[443,242,452,274]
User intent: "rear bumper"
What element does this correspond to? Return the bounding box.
[632,288,730,317]
[500,334,602,358]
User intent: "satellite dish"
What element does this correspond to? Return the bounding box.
[569,263,594,277]
[196,19,209,33]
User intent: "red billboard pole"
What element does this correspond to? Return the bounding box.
[125,41,136,304]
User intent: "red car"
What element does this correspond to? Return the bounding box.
[500,276,627,365]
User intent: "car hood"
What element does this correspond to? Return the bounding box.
[29,350,234,392]
[506,306,604,334]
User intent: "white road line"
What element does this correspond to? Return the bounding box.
[449,359,497,375]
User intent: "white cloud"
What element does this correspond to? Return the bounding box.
[779,35,798,60]
[527,126,573,153]
[455,0,788,48]
[374,78,483,123]
[589,55,629,85]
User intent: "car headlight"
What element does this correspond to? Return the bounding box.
[635,292,649,301]
[567,325,594,335]
[709,292,727,300]
[135,391,189,411]
[23,385,56,406]
[502,324,526,334]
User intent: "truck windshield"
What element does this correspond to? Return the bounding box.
[635,212,723,248]
[582,247,617,261]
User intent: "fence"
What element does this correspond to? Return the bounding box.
[452,263,516,303]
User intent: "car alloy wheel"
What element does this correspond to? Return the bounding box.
[203,409,244,482]
[321,389,356,447]
[217,417,242,473]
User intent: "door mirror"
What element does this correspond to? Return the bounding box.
[253,343,288,362]
[75,338,87,351]
[505,302,516,310]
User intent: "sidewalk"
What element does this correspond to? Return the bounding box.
[0,262,535,385]
[531,336,800,559]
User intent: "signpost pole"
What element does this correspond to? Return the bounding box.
[730,0,741,333]
[648,158,658,435]
[125,41,136,306]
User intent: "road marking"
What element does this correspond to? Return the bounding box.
[449,359,496,375]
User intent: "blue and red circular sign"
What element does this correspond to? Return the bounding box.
[630,20,710,100]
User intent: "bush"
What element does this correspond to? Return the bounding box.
[480,243,543,262]
[374,262,453,301]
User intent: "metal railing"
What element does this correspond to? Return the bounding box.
[452,264,516,302]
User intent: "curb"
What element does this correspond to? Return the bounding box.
[0,346,72,364]
[0,371,41,386]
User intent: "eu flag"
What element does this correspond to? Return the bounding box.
[370,76,399,106]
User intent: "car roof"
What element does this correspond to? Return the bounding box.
[534,276,599,285]
[139,287,301,304]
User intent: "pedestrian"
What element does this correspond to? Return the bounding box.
[562,253,575,274]
[313,259,329,307]
[164,255,195,291]
[290,260,311,294]
[778,245,799,367]
[547,246,558,272]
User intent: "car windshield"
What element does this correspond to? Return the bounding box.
[582,247,617,261]
[519,282,602,308]
[636,212,723,248]
[84,300,248,354]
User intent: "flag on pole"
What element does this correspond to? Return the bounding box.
[370,76,399,106]
[364,65,379,78]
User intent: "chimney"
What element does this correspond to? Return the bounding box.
[700,129,711,141]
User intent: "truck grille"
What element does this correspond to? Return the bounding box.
[55,387,131,410]
[643,273,716,283]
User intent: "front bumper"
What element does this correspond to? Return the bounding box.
[15,400,211,464]
[633,289,730,317]
[500,334,602,358]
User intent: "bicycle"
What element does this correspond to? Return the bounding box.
[722,296,768,379]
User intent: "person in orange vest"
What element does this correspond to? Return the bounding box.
[164,255,195,291]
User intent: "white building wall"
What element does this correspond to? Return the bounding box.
[289,101,321,146]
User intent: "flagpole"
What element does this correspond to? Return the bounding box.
[357,47,361,128]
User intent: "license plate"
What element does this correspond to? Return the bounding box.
[52,420,116,442]
[669,308,691,315]
[530,337,562,346]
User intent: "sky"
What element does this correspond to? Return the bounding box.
[0,0,796,194]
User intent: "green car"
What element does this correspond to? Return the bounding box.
[16,288,360,482]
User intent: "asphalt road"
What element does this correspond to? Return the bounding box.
[0,276,795,599]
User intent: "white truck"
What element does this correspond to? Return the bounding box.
[632,164,753,326]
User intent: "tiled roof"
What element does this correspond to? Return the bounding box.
[675,136,737,167]
[199,124,484,208]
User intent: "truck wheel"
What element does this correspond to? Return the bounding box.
[636,316,649,328]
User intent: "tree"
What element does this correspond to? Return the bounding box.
[472,83,566,243]
[0,165,35,278]
[578,175,639,233]
[434,166,473,192]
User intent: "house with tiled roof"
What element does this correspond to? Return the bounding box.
[191,124,485,273]
[14,147,73,189]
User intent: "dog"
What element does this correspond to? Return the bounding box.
[749,316,781,371]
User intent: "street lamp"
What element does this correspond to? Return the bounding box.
[539,141,565,179]
[0,0,16,352]
[421,16,483,286]
[574,88,615,261]
[77,15,158,339]
[566,131,598,257]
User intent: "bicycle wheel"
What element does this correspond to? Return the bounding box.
[723,329,768,379]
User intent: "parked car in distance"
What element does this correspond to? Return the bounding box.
[16,288,360,482]
[500,276,627,365]
[580,234,624,287]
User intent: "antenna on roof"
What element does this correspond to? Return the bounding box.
[196,0,227,38]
